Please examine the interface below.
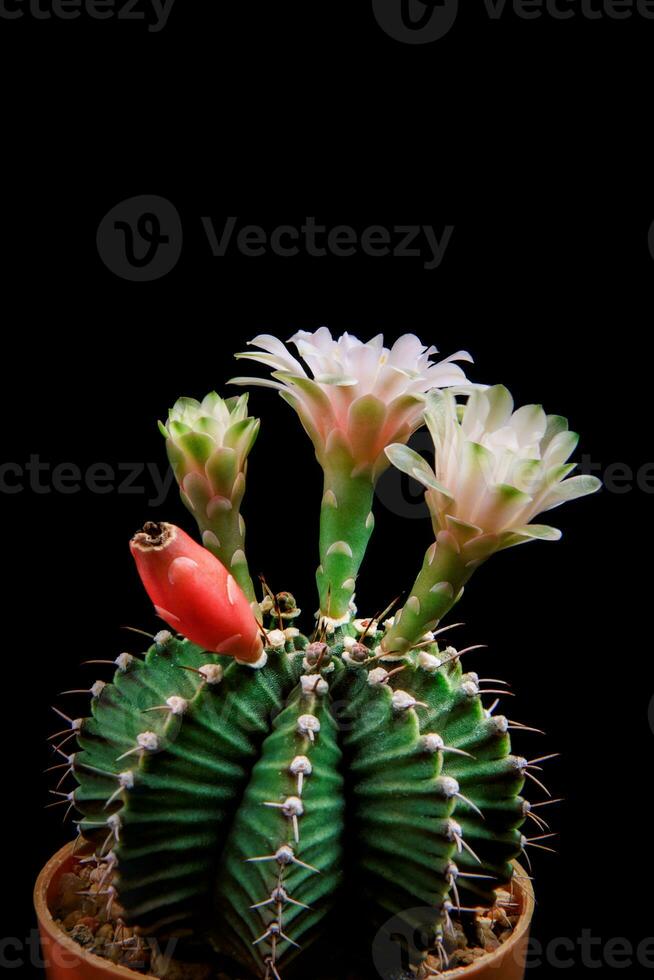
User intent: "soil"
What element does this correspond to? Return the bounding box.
[52,852,519,978]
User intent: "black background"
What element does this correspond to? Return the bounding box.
[1,2,653,977]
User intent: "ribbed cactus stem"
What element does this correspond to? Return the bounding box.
[316,462,375,621]
[69,619,530,977]
[383,530,476,653]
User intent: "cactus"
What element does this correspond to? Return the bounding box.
[50,330,600,979]
[67,615,528,978]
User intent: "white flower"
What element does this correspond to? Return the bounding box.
[230,328,475,622]
[230,328,474,474]
[386,385,601,550]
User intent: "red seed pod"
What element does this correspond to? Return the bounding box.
[130,522,263,665]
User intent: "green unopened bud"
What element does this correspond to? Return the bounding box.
[160,391,260,604]
[275,592,300,618]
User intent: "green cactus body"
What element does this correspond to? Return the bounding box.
[71,621,528,978]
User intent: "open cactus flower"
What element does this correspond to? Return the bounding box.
[382,386,601,653]
[43,331,600,980]
[232,328,476,623]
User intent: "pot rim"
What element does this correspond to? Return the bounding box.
[35,841,535,978]
[34,842,146,979]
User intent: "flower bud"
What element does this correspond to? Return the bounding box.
[159,392,260,603]
[130,522,263,664]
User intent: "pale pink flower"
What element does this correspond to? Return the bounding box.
[230,327,474,475]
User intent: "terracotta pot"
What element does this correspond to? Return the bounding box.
[35,842,535,980]
[436,867,535,980]
[34,843,142,980]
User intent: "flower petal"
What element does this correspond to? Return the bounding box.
[445,514,483,543]
[384,443,444,492]
[388,334,426,363]
[541,414,569,451]
[224,417,260,459]
[228,375,288,391]
[175,431,215,469]
[484,385,514,431]
[540,475,601,511]
[473,482,533,533]
[510,403,547,445]
[543,429,580,466]
[273,371,336,434]
[235,351,300,372]
[495,524,563,550]
[347,395,387,464]
[205,446,238,497]
[314,374,359,387]
[457,441,494,519]
[247,334,306,375]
